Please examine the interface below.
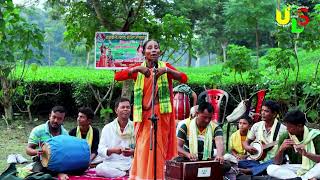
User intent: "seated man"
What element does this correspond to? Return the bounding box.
[176,105,198,135]
[240,100,287,175]
[177,102,224,163]
[229,116,252,160]
[26,106,69,180]
[69,107,100,163]
[267,110,320,180]
[96,97,135,178]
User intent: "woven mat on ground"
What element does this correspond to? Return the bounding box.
[68,169,129,180]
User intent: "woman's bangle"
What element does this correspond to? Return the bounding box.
[165,67,168,73]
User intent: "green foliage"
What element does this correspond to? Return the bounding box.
[307,110,319,123]
[63,2,99,51]
[303,82,320,96]
[160,14,192,54]
[100,108,113,120]
[7,48,318,89]
[54,57,67,66]
[0,1,43,66]
[72,83,94,107]
[224,0,275,48]
[0,0,44,120]
[224,44,253,76]
[132,12,193,61]
[196,0,228,56]
[300,4,320,50]
[20,66,114,86]
[263,48,295,71]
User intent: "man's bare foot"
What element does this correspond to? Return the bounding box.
[58,173,69,180]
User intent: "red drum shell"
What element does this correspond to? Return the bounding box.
[173,93,190,120]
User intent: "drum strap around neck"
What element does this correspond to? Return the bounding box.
[273,122,281,142]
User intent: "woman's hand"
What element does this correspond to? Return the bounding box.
[129,66,150,77]
[137,66,150,77]
[156,67,171,78]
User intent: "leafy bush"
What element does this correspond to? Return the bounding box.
[54,57,68,66]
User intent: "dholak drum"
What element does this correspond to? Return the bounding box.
[173,92,190,120]
[41,135,90,173]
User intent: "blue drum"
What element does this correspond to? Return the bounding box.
[41,135,90,173]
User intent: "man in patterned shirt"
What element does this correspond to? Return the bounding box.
[177,102,224,163]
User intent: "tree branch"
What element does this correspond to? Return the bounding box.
[32,84,61,102]
[165,49,177,62]
[171,47,189,65]
[314,58,320,81]
[92,0,110,29]
[120,0,144,31]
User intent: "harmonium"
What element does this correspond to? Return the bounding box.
[165,160,223,180]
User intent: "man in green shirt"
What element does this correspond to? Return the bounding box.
[26,106,69,180]
[267,110,320,180]
[177,102,224,163]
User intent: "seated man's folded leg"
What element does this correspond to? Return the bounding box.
[250,160,273,176]
[301,163,320,180]
[96,163,126,178]
[238,160,260,169]
[267,164,299,179]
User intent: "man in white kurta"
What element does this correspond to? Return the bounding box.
[96,98,135,178]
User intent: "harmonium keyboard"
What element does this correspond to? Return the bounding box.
[165,160,223,180]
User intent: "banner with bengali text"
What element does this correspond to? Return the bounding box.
[95,32,148,70]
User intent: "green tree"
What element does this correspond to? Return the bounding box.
[224,0,275,58]
[172,0,217,66]
[63,2,100,68]
[224,44,254,99]
[0,0,43,121]
[195,0,229,63]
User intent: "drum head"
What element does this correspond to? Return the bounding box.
[41,143,50,168]
[250,142,262,160]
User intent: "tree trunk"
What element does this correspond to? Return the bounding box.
[1,77,13,121]
[196,52,200,67]
[91,0,110,28]
[121,80,133,99]
[186,41,192,67]
[208,52,211,65]
[221,42,227,62]
[314,58,320,81]
[48,44,51,66]
[86,50,90,68]
[105,78,116,123]
[255,22,260,59]
[27,105,33,122]
[293,34,300,106]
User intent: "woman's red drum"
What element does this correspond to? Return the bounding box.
[173,92,190,120]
